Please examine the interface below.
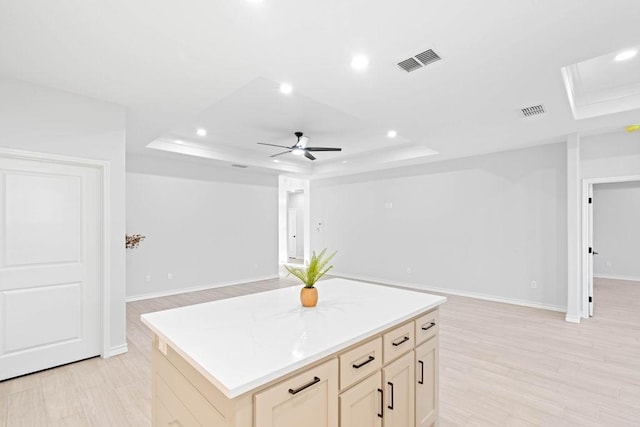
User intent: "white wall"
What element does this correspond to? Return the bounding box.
[312,143,568,310]
[593,181,640,280]
[125,164,279,299]
[581,132,640,179]
[0,76,127,355]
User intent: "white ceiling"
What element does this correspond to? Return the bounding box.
[1,0,639,177]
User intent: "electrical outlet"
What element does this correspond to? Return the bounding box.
[406,267,412,274]
[385,202,393,209]
[145,275,151,283]
[253,264,258,269]
[606,261,612,269]
[167,273,173,280]
[531,281,537,289]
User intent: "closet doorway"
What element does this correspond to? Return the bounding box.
[287,190,305,264]
[583,176,640,317]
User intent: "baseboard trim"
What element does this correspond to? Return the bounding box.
[593,274,640,282]
[125,274,280,302]
[105,343,128,358]
[333,272,567,313]
[565,315,582,324]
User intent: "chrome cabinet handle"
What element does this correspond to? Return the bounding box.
[392,336,409,347]
[352,355,375,369]
[421,322,436,331]
[288,376,320,395]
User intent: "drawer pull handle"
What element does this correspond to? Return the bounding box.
[352,355,375,369]
[377,388,383,418]
[421,322,436,331]
[418,360,424,384]
[392,336,409,347]
[288,376,320,395]
[387,381,394,410]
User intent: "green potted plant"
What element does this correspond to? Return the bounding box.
[285,248,336,307]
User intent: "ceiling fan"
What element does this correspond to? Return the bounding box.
[257,132,342,161]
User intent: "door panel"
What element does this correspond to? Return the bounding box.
[383,351,415,427]
[339,371,382,427]
[288,208,296,258]
[416,338,438,427]
[4,282,82,352]
[0,156,101,380]
[4,173,81,266]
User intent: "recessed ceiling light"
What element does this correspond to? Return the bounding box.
[196,128,207,137]
[273,159,280,163]
[351,55,369,71]
[387,130,397,138]
[341,160,348,164]
[175,140,184,144]
[246,0,263,3]
[615,49,638,61]
[279,83,293,95]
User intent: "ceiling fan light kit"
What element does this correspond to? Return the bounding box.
[257,131,342,161]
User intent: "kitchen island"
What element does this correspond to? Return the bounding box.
[141,278,446,427]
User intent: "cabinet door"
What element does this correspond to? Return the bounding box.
[255,358,338,427]
[415,338,438,427]
[382,351,414,427]
[339,371,382,427]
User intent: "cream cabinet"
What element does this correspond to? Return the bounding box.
[149,307,440,427]
[415,338,438,427]
[383,351,415,427]
[255,359,338,427]
[339,371,383,427]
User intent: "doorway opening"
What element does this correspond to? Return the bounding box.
[582,176,640,318]
[286,190,305,264]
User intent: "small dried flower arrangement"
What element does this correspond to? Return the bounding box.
[125,234,146,249]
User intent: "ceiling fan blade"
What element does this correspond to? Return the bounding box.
[304,151,316,161]
[270,150,292,158]
[305,147,342,152]
[257,142,293,149]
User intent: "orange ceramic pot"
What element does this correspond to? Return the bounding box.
[300,287,318,307]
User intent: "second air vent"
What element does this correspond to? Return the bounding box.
[398,48,442,73]
[415,49,441,66]
[521,105,546,117]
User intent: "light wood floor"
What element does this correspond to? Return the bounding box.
[1,277,639,426]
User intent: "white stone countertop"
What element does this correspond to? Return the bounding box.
[141,278,446,398]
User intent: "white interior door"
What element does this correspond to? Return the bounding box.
[0,156,101,380]
[588,185,594,316]
[288,208,296,259]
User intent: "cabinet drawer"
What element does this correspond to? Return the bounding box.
[339,337,382,390]
[415,310,439,345]
[383,321,414,364]
[254,358,338,427]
